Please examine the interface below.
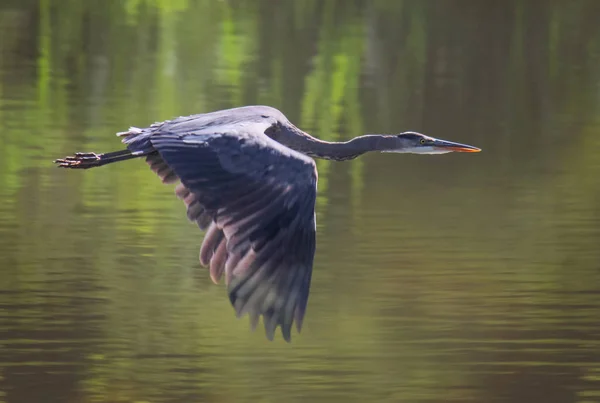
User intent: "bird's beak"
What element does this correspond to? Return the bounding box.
[432,139,481,153]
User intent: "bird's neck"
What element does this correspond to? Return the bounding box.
[271,126,396,161]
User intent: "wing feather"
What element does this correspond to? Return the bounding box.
[138,128,317,342]
[209,239,228,283]
[199,223,223,266]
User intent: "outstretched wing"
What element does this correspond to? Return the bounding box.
[137,124,317,342]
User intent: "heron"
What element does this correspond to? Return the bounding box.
[54,105,481,342]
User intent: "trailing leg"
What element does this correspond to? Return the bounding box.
[54,149,145,169]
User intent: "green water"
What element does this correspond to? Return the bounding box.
[1,1,600,402]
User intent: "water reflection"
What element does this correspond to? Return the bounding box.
[1,1,600,402]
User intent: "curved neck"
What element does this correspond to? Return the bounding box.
[272,127,396,161]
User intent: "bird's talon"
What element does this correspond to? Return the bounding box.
[54,155,87,168]
[54,151,106,169]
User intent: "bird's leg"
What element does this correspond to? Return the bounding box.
[54,149,137,169]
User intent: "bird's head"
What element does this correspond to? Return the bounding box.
[385,131,481,155]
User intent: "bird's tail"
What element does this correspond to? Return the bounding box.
[54,149,145,169]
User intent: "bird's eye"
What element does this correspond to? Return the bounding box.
[420,138,426,145]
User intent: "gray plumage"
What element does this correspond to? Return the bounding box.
[54,105,480,342]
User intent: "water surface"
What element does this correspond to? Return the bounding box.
[1,1,600,402]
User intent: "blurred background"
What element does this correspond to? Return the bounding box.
[1,0,600,402]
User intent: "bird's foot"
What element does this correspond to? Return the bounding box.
[54,152,101,169]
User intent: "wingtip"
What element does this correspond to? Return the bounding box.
[281,325,292,343]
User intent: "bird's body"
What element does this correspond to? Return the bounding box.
[55,105,480,342]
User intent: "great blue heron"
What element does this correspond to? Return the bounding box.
[54,105,481,342]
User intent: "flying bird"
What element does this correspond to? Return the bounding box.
[54,105,481,342]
